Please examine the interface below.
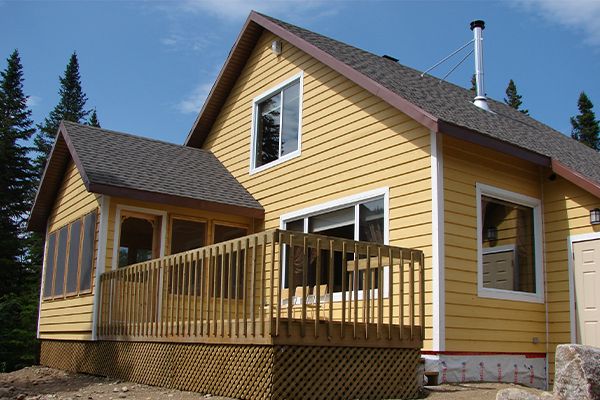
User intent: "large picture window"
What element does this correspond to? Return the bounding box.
[281,189,388,299]
[251,73,303,172]
[42,210,97,299]
[477,183,543,302]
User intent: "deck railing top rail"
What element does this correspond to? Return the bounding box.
[98,229,425,348]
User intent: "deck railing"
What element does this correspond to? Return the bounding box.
[98,229,425,347]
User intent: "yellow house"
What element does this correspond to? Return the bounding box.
[29,11,600,398]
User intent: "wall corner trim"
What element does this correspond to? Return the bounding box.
[431,130,445,351]
[91,195,110,340]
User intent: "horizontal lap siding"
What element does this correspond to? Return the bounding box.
[442,136,547,354]
[543,176,600,383]
[40,161,100,340]
[202,32,434,348]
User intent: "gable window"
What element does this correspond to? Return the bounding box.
[281,188,389,299]
[42,210,97,300]
[477,183,543,303]
[251,72,303,173]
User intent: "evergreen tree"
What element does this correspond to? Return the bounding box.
[0,50,39,371]
[571,92,599,151]
[0,50,36,293]
[87,108,100,127]
[34,52,89,176]
[504,79,529,115]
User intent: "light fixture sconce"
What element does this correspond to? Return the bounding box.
[485,226,498,241]
[591,208,600,225]
[271,40,282,56]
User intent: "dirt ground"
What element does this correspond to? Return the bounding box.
[0,366,552,400]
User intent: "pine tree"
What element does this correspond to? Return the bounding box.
[33,52,89,176]
[504,79,529,115]
[0,50,39,371]
[0,50,36,293]
[571,92,599,151]
[87,108,100,128]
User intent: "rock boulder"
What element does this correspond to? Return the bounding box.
[554,344,600,400]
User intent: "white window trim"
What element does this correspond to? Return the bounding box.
[476,183,544,303]
[249,71,304,175]
[279,187,390,302]
[111,204,168,270]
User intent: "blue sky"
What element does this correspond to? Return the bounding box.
[1,0,599,145]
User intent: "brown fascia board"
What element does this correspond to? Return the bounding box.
[551,159,600,200]
[88,182,265,219]
[438,120,551,167]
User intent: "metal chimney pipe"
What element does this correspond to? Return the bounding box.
[470,20,490,112]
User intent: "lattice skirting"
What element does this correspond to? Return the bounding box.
[40,340,421,400]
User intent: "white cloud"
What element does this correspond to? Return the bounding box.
[514,0,600,46]
[178,0,336,22]
[160,34,210,51]
[177,82,213,114]
[26,95,41,109]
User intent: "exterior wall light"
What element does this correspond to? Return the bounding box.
[271,40,282,56]
[591,208,600,225]
[485,226,498,241]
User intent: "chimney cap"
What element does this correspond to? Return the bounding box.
[470,20,485,31]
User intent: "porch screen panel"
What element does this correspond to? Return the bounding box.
[80,211,97,292]
[66,219,82,294]
[43,232,57,298]
[54,226,68,296]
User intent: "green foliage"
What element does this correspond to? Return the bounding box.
[34,52,90,176]
[88,108,100,128]
[504,79,529,115]
[0,49,40,371]
[571,92,599,151]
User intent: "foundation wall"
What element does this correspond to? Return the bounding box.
[40,340,421,400]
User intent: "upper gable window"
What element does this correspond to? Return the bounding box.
[251,72,303,173]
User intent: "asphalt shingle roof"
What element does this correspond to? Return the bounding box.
[63,121,263,212]
[261,14,600,187]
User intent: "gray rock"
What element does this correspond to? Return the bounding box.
[16,394,27,400]
[0,389,10,397]
[117,394,126,399]
[497,388,543,400]
[554,344,600,400]
[120,387,128,393]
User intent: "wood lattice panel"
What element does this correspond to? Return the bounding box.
[40,340,421,399]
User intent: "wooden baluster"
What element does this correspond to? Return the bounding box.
[220,244,226,337]
[399,251,404,340]
[269,235,275,337]
[177,255,183,336]
[192,251,198,337]
[419,251,425,341]
[260,234,266,338]
[328,240,334,339]
[228,242,233,338]
[409,251,415,340]
[134,265,139,337]
[300,236,307,338]
[170,257,177,337]
[365,245,371,339]
[186,253,192,337]
[212,246,218,337]
[353,243,358,340]
[315,238,321,338]
[287,234,294,337]
[199,249,205,337]
[377,247,383,340]
[276,238,284,337]
[161,260,167,337]
[341,241,347,339]
[243,238,249,337]
[388,248,393,340]
[126,267,131,336]
[251,236,257,337]
[234,241,240,338]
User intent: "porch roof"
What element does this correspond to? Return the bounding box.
[28,121,264,232]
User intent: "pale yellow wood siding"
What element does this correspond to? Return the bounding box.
[39,161,100,340]
[442,136,547,353]
[201,32,434,347]
[543,175,600,383]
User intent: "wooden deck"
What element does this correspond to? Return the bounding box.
[98,229,425,349]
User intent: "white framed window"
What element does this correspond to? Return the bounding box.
[280,187,390,301]
[250,72,303,174]
[476,183,544,303]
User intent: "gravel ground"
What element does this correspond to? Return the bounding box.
[0,366,552,400]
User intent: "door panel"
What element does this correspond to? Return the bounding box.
[573,240,600,347]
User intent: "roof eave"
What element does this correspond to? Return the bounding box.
[551,159,600,200]
[88,182,265,219]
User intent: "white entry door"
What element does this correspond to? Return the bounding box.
[573,239,600,347]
